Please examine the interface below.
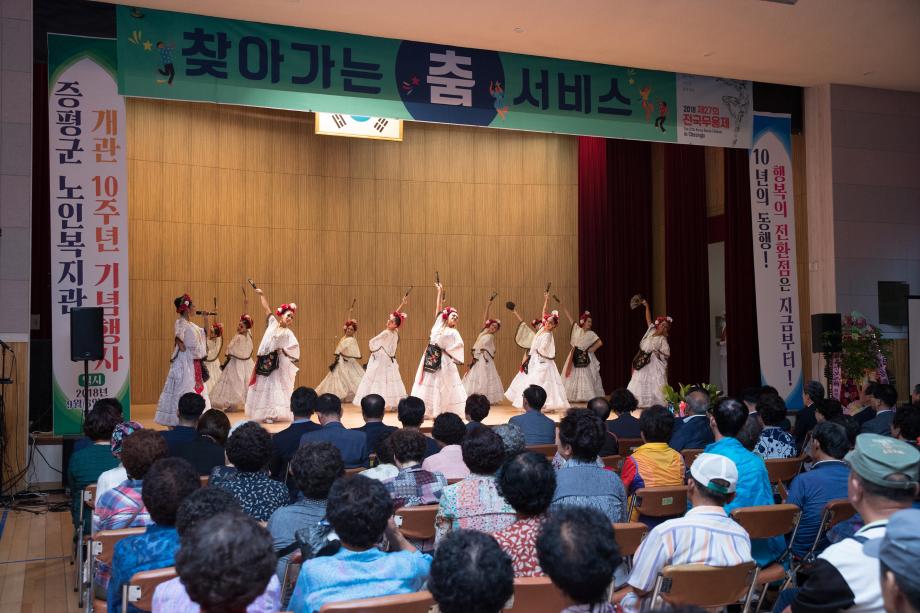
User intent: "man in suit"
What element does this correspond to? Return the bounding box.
[161,393,205,455]
[669,387,714,451]
[396,396,441,458]
[270,386,321,479]
[796,380,824,452]
[352,393,396,459]
[861,383,897,436]
[509,385,556,445]
[301,393,368,468]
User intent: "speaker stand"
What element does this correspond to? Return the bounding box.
[82,359,90,419]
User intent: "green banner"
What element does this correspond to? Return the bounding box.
[116,7,752,146]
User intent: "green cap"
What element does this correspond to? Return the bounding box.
[845,434,920,490]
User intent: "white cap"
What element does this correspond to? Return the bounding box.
[690,453,738,495]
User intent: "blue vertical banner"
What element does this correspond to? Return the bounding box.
[748,113,803,407]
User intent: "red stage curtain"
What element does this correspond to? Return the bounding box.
[578,137,652,392]
[724,147,760,394]
[663,145,710,386]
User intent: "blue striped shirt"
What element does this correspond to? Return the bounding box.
[628,506,752,592]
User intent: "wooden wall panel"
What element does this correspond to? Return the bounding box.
[127,101,579,404]
[2,342,29,493]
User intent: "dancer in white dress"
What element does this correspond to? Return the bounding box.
[246,288,299,424]
[507,310,569,411]
[411,282,467,418]
[504,292,549,404]
[155,294,211,426]
[316,308,364,403]
[353,297,409,410]
[210,314,255,412]
[562,310,605,402]
[203,322,223,395]
[462,295,505,404]
[626,298,672,408]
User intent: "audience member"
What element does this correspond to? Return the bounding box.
[621,405,685,520]
[537,506,622,613]
[162,392,206,454]
[785,421,850,557]
[361,432,399,481]
[865,508,920,613]
[625,454,752,606]
[913,383,920,406]
[108,457,200,613]
[774,434,919,613]
[850,383,878,426]
[861,384,897,436]
[736,411,765,452]
[95,420,142,503]
[213,421,289,521]
[429,530,514,613]
[68,402,123,532]
[755,394,797,459]
[161,512,278,613]
[73,397,124,453]
[465,393,491,432]
[422,413,471,479]
[816,398,844,424]
[174,409,229,475]
[892,404,920,450]
[300,393,368,468]
[493,451,556,576]
[607,388,642,439]
[94,429,169,532]
[669,388,714,451]
[352,393,396,458]
[288,476,432,612]
[269,441,344,581]
[154,488,281,613]
[705,397,784,567]
[436,427,515,542]
[509,384,556,445]
[269,387,321,479]
[797,380,824,451]
[553,409,628,523]
[396,396,441,457]
[741,386,762,416]
[832,414,861,449]
[383,429,447,545]
[588,396,620,456]
[493,422,527,458]
[92,430,169,599]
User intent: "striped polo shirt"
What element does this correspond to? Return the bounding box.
[628,505,753,593]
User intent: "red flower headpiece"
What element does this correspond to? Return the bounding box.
[275,303,297,318]
[390,311,408,327]
[543,310,560,325]
[343,319,359,331]
[211,323,223,337]
[239,314,253,329]
[175,294,193,314]
[578,311,592,327]
[440,307,459,321]
[483,318,501,330]
[654,315,673,327]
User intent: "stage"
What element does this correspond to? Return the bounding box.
[129,399,572,434]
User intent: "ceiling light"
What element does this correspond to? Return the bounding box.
[703,52,714,57]
[513,26,525,33]
[761,0,798,4]
[863,70,875,76]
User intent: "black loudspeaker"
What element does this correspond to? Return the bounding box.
[811,313,842,353]
[70,307,104,361]
[878,281,908,326]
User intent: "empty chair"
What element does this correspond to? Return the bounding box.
[525,444,557,459]
[121,567,178,613]
[319,591,436,612]
[617,438,644,457]
[730,504,802,612]
[764,456,805,500]
[504,576,568,612]
[627,485,688,520]
[648,562,758,611]
[680,448,704,468]
[394,505,439,541]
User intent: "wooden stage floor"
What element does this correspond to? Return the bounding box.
[130,399,575,433]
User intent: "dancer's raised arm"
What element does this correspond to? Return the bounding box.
[255,287,271,316]
[642,299,652,327]
[434,282,443,317]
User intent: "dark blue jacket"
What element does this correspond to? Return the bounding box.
[669,415,714,451]
[352,421,397,458]
[161,426,197,456]
[509,411,556,445]
[270,420,321,479]
[300,422,368,468]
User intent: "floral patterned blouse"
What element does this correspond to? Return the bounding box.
[755,426,797,460]
[434,473,516,544]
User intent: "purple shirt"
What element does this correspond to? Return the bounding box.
[421,445,470,480]
[152,574,282,613]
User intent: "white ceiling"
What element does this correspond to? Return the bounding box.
[110,0,920,92]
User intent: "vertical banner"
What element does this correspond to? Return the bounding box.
[749,112,803,407]
[49,35,130,434]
